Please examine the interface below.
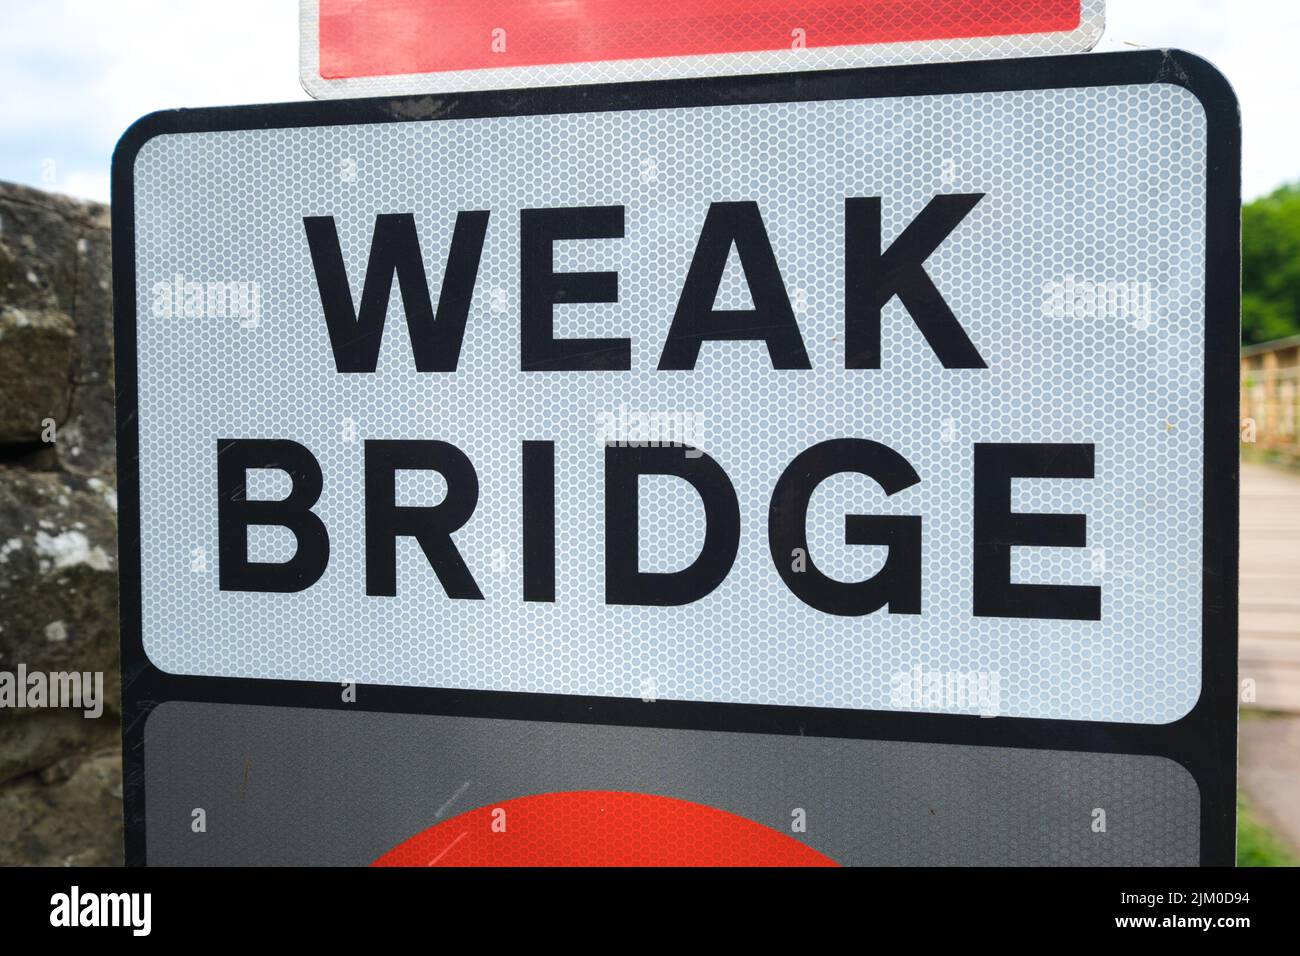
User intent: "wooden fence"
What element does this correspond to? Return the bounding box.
[1242,335,1300,457]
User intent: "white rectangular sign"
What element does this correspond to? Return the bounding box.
[117,54,1235,729]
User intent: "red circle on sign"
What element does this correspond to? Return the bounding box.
[370,790,838,867]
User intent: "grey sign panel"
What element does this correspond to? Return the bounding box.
[145,702,1198,866]
[114,51,1239,866]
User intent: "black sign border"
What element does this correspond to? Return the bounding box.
[112,49,1240,867]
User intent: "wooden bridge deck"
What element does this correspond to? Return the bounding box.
[1241,461,1300,712]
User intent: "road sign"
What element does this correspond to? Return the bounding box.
[300,0,1105,97]
[114,50,1239,866]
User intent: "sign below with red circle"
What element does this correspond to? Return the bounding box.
[300,0,1104,98]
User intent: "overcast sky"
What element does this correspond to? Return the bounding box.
[1,0,1295,203]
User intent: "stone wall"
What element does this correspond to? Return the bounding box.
[0,181,122,865]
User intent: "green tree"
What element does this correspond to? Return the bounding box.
[1243,183,1300,345]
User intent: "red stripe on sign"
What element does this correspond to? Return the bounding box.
[319,0,1082,80]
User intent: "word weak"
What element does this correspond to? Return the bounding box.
[217,438,1102,622]
[302,197,990,371]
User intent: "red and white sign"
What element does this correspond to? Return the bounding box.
[300,0,1104,98]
